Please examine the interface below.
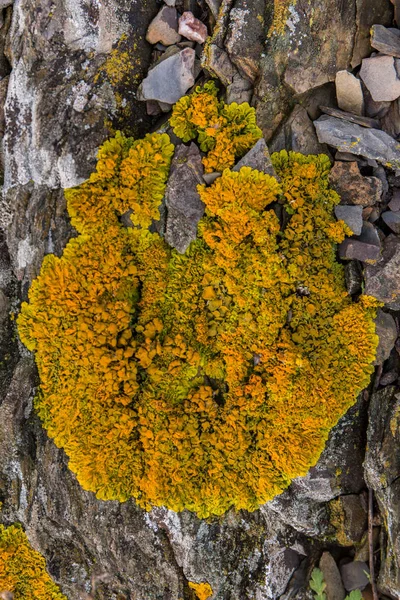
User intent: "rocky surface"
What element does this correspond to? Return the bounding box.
[2,1,400,599]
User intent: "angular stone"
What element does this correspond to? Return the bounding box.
[202,172,221,185]
[371,24,400,58]
[315,116,400,169]
[382,210,400,233]
[319,552,346,600]
[319,105,379,129]
[270,105,329,156]
[345,260,363,295]
[202,44,236,86]
[351,0,393,68]
[360,55,400,102]
[335,205,363,235]
[339,222,381,263]
[178,11,208,44]
[225,0,264,82]
[328,161,382,207]
[381,98,400,139]
[374,309,397,366]
[362,81,391,119]
[146,6,181,46]
[335,71,364,116]
[165,143,205,254]
[330,495,368,546]
[389,188,400,211]
[365,234,400,308]
[137,48,195,104]
[226,73,253,104]
[340,562,370,592]
[233,139,277,178]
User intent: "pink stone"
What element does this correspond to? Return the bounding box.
[178,11,208,44]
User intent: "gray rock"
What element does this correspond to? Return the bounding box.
[389,188,400,211]
[202,172,221,185]
[362,81,392,119]
[202,44,237,86]
[319,105,380,129]
[178,11,208,44]
[351,0,393,68]
[340,561,370,591]
[382,210,400,233]
[339,222,381,263]
[335,205,363,235]
[345,260,363,295]
[233,138,277,178]
[335,71,364,116]
[365,234,400,308]
[360,55,400,102]
[329,161,383,207]
[270,105,329,156]
[319,552,346,600]
[371,24,400,58]
[137,47,195,104]
[315,116,400,169]
[146,6,181,46]
[165,143,205,254]
[226,73,253,104]
[381,98,400,139]
[374,309,397,366]
[163,0,176,5]
[225,0,265,82]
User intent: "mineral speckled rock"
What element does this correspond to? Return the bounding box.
[365,234,400,308]
[360,55,400,102]
[137,47,195,104]
[146,6,181,46]
[329,161,383,207]
[165,143,205,254]
[335,71,365,116]
[315,116,400,169]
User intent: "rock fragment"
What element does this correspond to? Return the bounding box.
[146,6,181,46]
[137,48,195,104]
[270,105,329,156]
[339,222,381,263]
[340,562,370,592]
[389,188,400,211]
[315,116,400,169]
[381,98,400,139]
[319,105,379,129]
[335,205,363,235]
[226,73,253,104]
[165,143,205,254]
[382,210,400,233]
[233,139,277,178]
[319,552,346,600]
[371,24,400,58]
[178,12,208,44]
[365,234,400,308]
[328,161,382,207]
[374,309,397,366]
[202,44,236,86]
[345,261,363,295]
[360,55,400,102]
[335,71,364,116]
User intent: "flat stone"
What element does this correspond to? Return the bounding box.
[365,234,400,308]
[389,189,400,211]
[315,116,400,170]
[382,210,400,233]
[374,309,397,366]
[335,205,363,235]
[178,12,208,44]
[137,48,195,104]
[335,71,364,116]
[371,24,400,58]
[233,138,277,178]
[165,143,205,254]
[328,161,382,207]
[319,105,379,129]
[146,6,181,46]
[340,561,370,592]
[339,222,381,263]
[271,105,329,156]
[360,55,400,102]
[319,552,346,600]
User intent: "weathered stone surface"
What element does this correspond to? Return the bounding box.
[315,116,400,169]
[178,11,207,44]
[270,105,329,156]
[381,98,400,139]
[374,309,397,366]
[165,143,205,254]
[226,72,253,104]
[335,71,364,116]
[360,55,400,102]
[371,24,400,58]
[202,43,236,86]
[345,260,363,295]
[137,47,195,104]
[225,0,265,82]
[365,386,400,597]
[389,188,400,211]
[233,138,277,178]
[334,205,363,235]
[319,105,379,129]
[146,6,181,46]
[351,0,393,67]
[383,209,400,233]
[329,161,383,207]
[340,561,370,591]
[365,234,400,308]
[339,222,381,263]
[362,81,392,119]
[319,552,346,600]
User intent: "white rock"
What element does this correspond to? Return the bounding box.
[335,71,364,116]
[360,55,400,102]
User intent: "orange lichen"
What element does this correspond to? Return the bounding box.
[18,128,378,517]
[0,524,67,599]
[189,581,213,600]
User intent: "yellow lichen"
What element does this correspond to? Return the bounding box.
[0,524,67,599]
[268,0,296,36]
[189,581,213,600]
[18,125,378,518]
